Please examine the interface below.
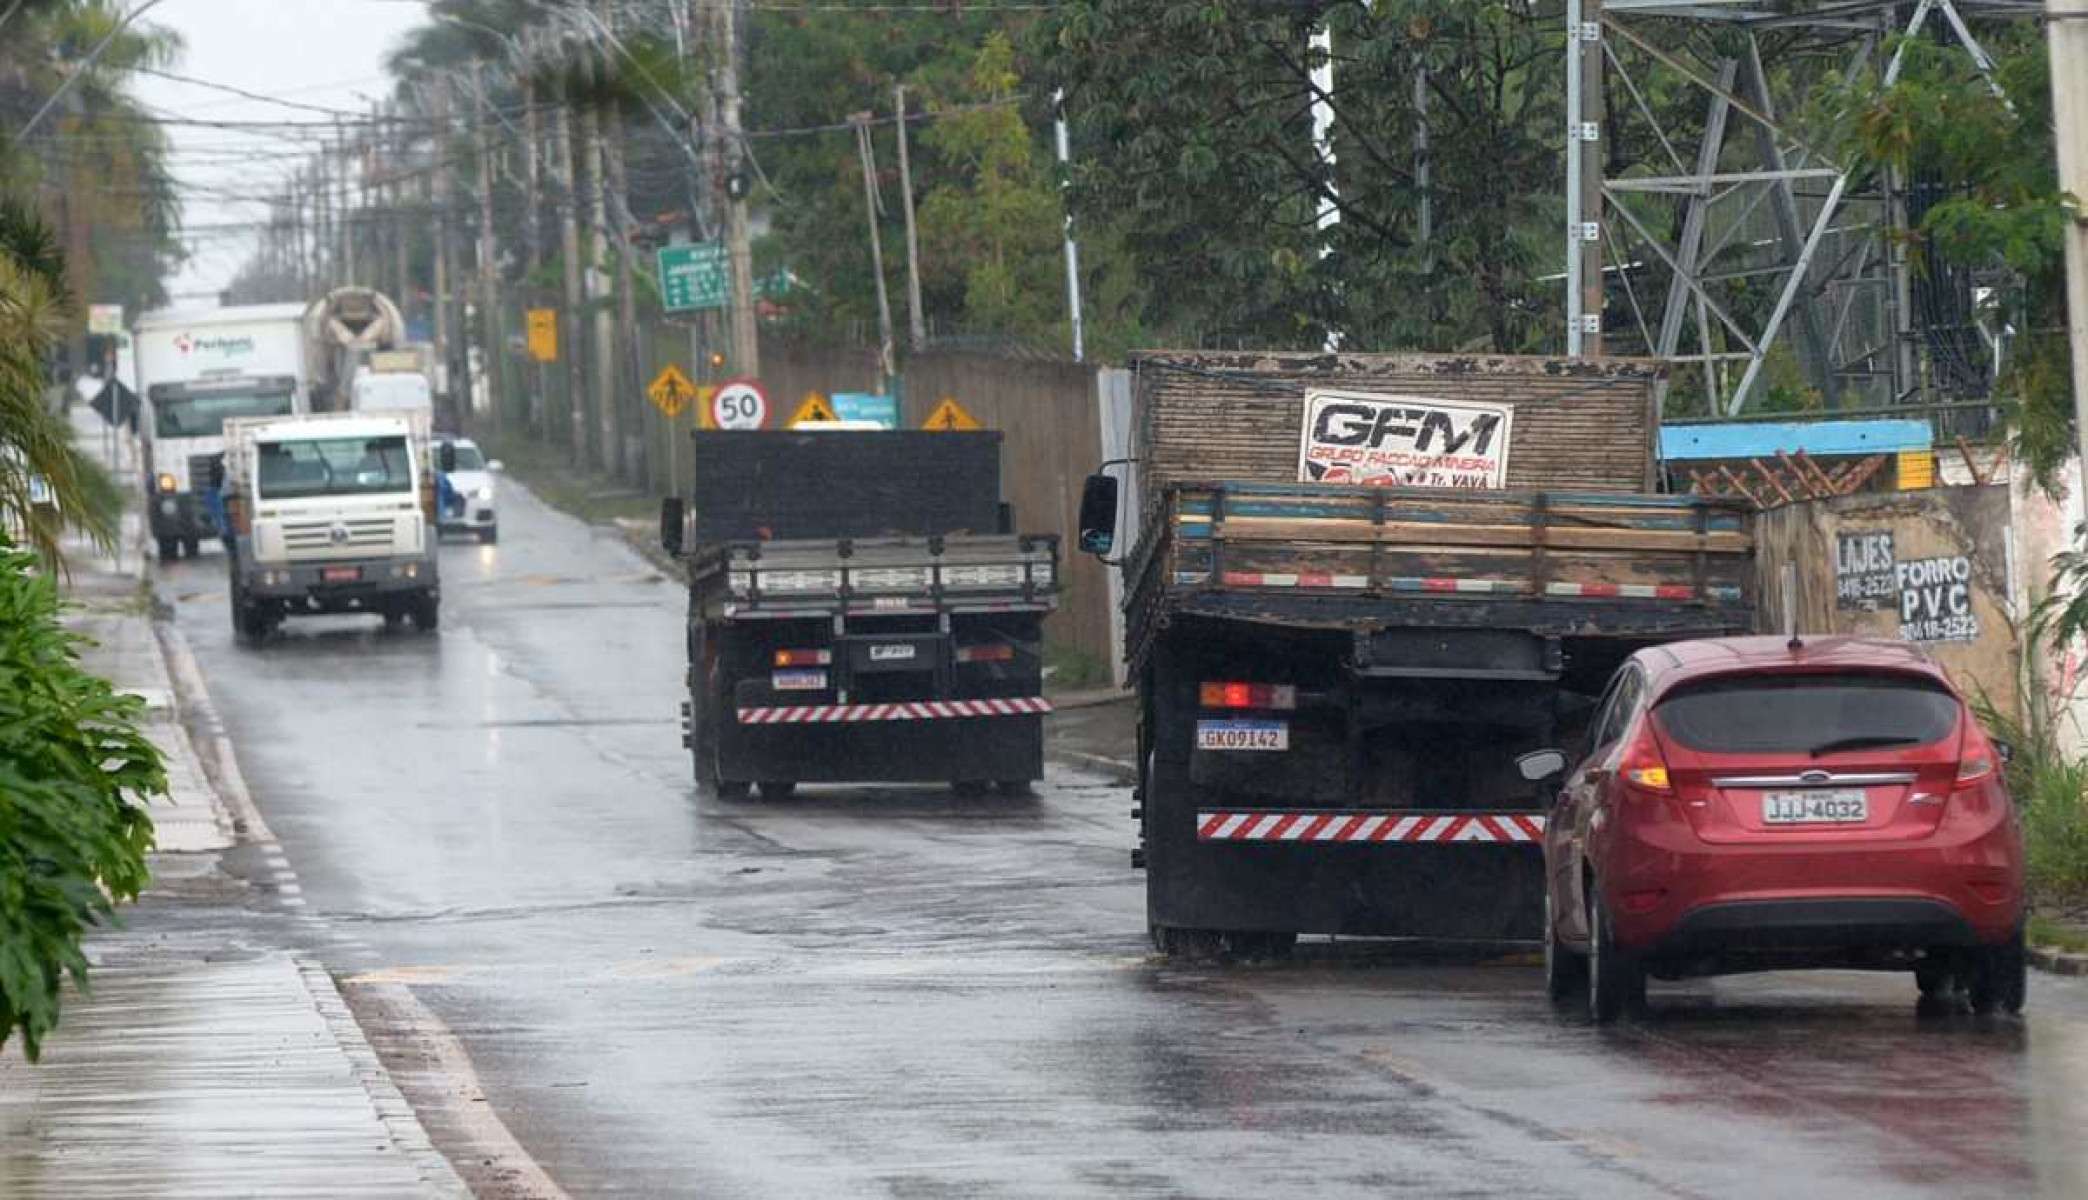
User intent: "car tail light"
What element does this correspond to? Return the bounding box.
[774,648,832,667]
[1199,681,1298,710]
[956,643,1014,663]
[1617,727,1671,794]
[1956,723,1997,784]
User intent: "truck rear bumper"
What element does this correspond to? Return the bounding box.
[715,712,1044,784]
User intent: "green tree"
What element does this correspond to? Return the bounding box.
[917,34,1065,343]
[1832,35,2073,489]
[0,538,161,1062]
[1034,0,1564,351]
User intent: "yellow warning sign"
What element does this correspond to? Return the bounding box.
[921,396,980,431]
[1897,448,1935,490]
[788,392,841,427]
[647,363,699,417]
[525,309,558,362]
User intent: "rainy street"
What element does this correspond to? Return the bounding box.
[142,478,2088,1200]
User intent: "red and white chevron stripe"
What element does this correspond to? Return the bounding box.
[1196,811,1546,843]
[738,697,1052,724]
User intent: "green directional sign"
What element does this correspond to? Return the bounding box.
[657,242,729,312]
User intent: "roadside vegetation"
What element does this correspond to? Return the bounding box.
[0,542,161,1061]
[1977,693,2088,934]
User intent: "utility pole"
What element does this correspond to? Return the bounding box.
[554,69,589,466]
[716,0,759,377]
[522,33,547,435]
[431,79,455,414]
[581,31,619,476]
[315,147,332,283]
[1565,0,1605,357]
[894,83,926,352]
[391,102,411,325]
[2052,0,2088,485]
[851,112,896,386]
[472,60,505,436]
[607,115,644,486]
[1052,88,1085,362]
[337,117,353,286]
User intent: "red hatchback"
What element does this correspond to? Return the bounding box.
[1527,635,2025,1021]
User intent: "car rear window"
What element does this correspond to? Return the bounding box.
[1655,672,1960,754]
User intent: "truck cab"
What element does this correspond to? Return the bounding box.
[219,413,443,641]
[143,373,300,558]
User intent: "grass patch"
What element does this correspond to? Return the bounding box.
[2028,913,2088,954]
[480,432,661,526]
[1044,641,1112,692]
[1980,697,2088,907]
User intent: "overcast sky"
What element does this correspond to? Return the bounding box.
[127,0,431,305]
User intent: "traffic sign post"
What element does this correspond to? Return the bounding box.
[704,377,770,430]
[921,396,981,431]
[657,242,730,313]
[787,392,841,427]
[648,363,700,417]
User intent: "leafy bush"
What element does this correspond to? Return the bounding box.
[0,540,159,1061]
[1977,696,2088,905]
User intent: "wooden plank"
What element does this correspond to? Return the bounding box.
[1209,515,1751,554]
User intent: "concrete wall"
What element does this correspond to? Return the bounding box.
[1755,485,2021,721]
[900,352,1113,675]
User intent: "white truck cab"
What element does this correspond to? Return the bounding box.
[219,412,444,641]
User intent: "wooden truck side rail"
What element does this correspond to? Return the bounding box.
[1124,481,1754,668]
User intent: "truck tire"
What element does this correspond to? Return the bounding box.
[697,661,751,798]
[158,537,179,562]
[182,537,201,558]
[410,594,440,632]
[478,524,499,545]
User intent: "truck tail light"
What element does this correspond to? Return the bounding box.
[1199,681,1297,711]
[774,648,832,667]
[956,643,1014,663]
[1617,727,1671,794]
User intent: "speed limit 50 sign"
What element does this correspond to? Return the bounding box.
[704,377,770,430]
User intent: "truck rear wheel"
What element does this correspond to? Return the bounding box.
[697,661,751,798]
[158,537,179,562]
[182,537,201,558]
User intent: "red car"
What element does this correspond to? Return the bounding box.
[1525,635,2025,1021]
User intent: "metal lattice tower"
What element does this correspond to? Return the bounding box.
[1567,0,2040,417]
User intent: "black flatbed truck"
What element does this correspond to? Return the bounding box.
[664,430,1059,797]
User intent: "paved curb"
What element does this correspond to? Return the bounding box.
[297,961,474,1199]
[154,617,277,845]
[2029,944,2088,976]
[1051,747,1137,783]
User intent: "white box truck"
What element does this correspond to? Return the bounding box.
[133,304,309,560]
[217,411,446,641]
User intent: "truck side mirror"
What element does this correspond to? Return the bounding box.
[437,442,458,474]
[1077,473,1119,557]
[660,496,685,557]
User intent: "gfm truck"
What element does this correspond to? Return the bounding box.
[133,303,309,560]
[216,411,448,641]
[1079,352,1755,958]
[662,430,1059,798]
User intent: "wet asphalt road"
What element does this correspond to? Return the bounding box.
[160,481,2088,1199]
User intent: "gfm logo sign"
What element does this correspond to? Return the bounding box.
[1298,391,1512,490]
[173,332,258,358]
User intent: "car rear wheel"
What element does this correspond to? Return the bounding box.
[1545,888,1588,1004]
[1587,889,1644,1023]
[1968,926,2027,1015]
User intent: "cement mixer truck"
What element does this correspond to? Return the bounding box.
[302,287,422,416]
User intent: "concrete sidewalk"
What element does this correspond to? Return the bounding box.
[0,403,466,1198]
